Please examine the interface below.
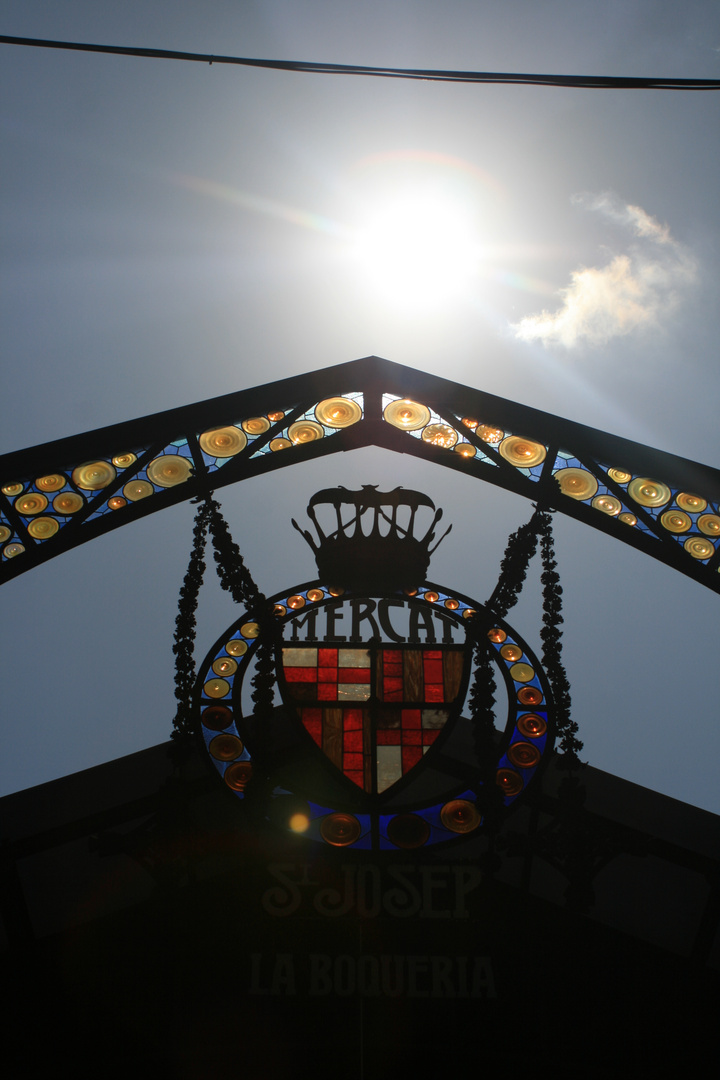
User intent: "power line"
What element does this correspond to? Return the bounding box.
[2,34,719,90]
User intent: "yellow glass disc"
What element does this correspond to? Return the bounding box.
[383,399,431,431]
[592,495,621,516]
[242,416,271,435]
[454,442,476,458]
[424,591,439,602]
[684,536,714,560]
[267,411,285,423]
[496,769,523,796]
[422,423,458,449]
[15,492,48,515]
[444,598,459,610]
[509,662,535,683]
[0,526,11,542]
[224,761,253,791]
[288,420,324,444]
[618,512,637,526]
[146,455,192,488]
[607,468,632,484]
[676,492,707,513]
[554,468,598,501]
[2,482,23,496]
[315,397,362,428]
[53,491,84,514]
[487,627,507,643]
[627,477,671,508]
[27,516,59,540]
[307,589,324,602]
[3,543,24,557]
[697,514,720,537]
[213,657,238,677]
[35,474,66,493]
[72,461,117,490]
[204,678,231,699]
[476,425,504,444]
[225,639,248,657]
[660,510,691,534]
[508,741,542,769]
[270,437,292,451]
[108,496,126,510]
[123,480,154,502]
[209,734,244,761]
[287,594,306,609]
[461,417,479,430]
[111,453,137,469]
[320,812,362,847]
[241,622,260,638]
[440,800,481,834]
[500,644,523,662]
[199,426,247,457]
[499,436,546,468]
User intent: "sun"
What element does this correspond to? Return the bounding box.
[351,192,480,310]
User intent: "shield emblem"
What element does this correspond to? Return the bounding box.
[280,643,467,795]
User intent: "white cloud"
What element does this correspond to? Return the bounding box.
[512,194,696,348]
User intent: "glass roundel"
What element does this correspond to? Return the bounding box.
[195,580,555,852]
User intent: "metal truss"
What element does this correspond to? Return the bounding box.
[1,356,719,592]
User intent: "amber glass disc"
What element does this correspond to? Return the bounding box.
[288,420,324,445]
[241,622,260,638]
[383,398,431,431]
[444,597,459,610]
[267,411,285,423]
[0,526,10,543]
[496,769,523,796]
[592,495,621,516]
[1,482,23,496]
[108,496,126,510]
[618,512,637,526]
[307,588,324,602]
[676,492,707,513]
[500,643,523,662]
[111,453,137,469]
[320,812,362,847]
[462,608,477,619]
[518,713,547,738]
[72,461,117,490]
[422,423,458,449]
[697,514,720,537]
[213,657,238,678]
[440,800,482,834]
[15,492,48,515]
[36,474,66,493]
[628,477,671,508]
[27,516,59,540]
[508,741,542,768]
[225,639,248,657]
[499,436,546,468]
[476,425,503,444]
[487,627,507,643]
[273,605,286,617]
[509,662,535,683]
[202,705,234,731]
[684,536,714,560]
[660,510,691,534]
[518,686,543,706]
[3,543,24,557]
[224,761,253,791]
[555,468,598,501]
[387,814,431,849]
[607,468,632,485]
[287,594,306,610]
[146,454,192,488]
[199,426,247,457]
[424,591,439,602]
[204,678,231,699]
[124,480,153,502]
[315,397,362,428]
[328,585,345,596]
[209,734,244,761]
[242,416,270,435]
[53,491,84,514]
[461,417,478,430]
[454,442,476,458]
[270,437,292,451]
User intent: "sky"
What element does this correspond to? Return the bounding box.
[1,1,719,813]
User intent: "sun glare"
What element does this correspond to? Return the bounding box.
[352,193,480,310]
